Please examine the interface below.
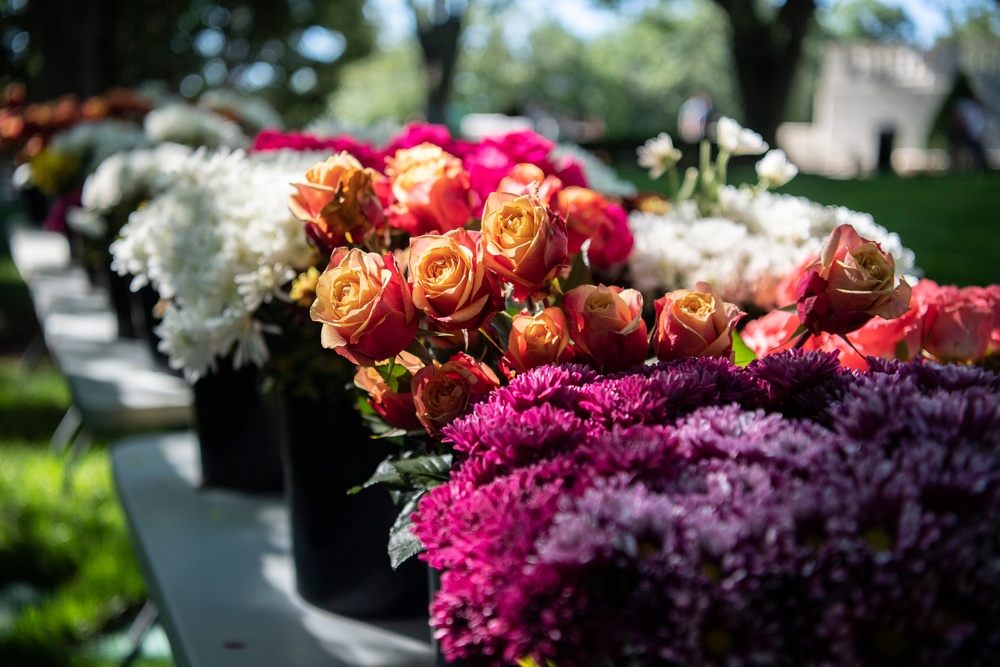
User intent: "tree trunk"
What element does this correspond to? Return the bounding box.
[714,0,816,145]
[416,12,464,125]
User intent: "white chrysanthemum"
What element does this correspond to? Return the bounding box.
[552,143,638,198]
[715,117,768,156]
[111,147,323,379]
[82,142,193,215]
[144,103,250,149]
[628,184,919,308]
[636,132,683,180]
[755,149,798,188]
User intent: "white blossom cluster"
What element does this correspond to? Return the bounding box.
[46,119,152,174]
[628,185,919,308]
[110,148,323,380]
[197,88,284,134]
[143,102,251,149]
[68,143,195,238]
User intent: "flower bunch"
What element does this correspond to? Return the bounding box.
[110,147,323,380]
[629,118,918,309]
[413,352,1000,666]
[746,276,1000,370]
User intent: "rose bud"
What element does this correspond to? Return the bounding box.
[653,281,745,362]
[796,224,911,336]
[354,352,426,432]
[562,284,647,373]
[408,229,504,331]
[288,152,386,256]
[385,143,476,236]
[496,163,562,203]
[412,352,500,437]
[310,247,419,366]
[501,307,576,377]
[480,191,569,300]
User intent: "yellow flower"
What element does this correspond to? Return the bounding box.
[29,148,80,195]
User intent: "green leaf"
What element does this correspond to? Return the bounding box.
[560,252,593,295]
[349,456,409,494]
[387,494,425,569]
[390,454,453,488]
[732,331,756,367]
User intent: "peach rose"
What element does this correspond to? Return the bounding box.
[411,352,500,437]
[797,225,911,336]
[288,153,386,256]
[653,282,745,362]
[310,247,419,366]
[562,284,647,372]
[480,191,569,300]
[501,307,576,376]
[408,229,504,331]
[385,143,476,236]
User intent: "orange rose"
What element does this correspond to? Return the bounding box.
[796,225,911,336]
[480,191,569,301]
[289,153,386,256]
[385,143,476,236]
[653,282,745,362]
[562,284,647,372]
[501,307,576,377]
[310,247,419,366]
[411,352,500,437]
[408,229,503,331]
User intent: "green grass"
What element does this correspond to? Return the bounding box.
[615,162,1000,288]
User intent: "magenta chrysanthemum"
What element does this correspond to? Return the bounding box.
[418,353,1000,667]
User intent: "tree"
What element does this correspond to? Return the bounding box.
[2,0,374,124]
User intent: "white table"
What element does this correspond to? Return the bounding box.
[111,432,435,667]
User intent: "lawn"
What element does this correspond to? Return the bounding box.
[0,166,997,666]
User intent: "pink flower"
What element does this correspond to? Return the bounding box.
[742,310,868,370]
[796,225,911,336]
[917,280,997,363]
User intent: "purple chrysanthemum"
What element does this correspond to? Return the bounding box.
[418,353,1000,667]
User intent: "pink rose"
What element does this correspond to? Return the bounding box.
[411,352,500,437]
[501,307,576,377]
[653,282,745,362]
[496,163,563,203]
[480,191,569,300]
[309,247,419,366]
[918,281,996,363]
[408,229,504,331]
[562,284,648,372]
[742,310,868,370]
[796,224,911,336]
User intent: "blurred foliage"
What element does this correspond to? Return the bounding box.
[0,0,375,127]
[819,0,917,42]
[0,432,151,666]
